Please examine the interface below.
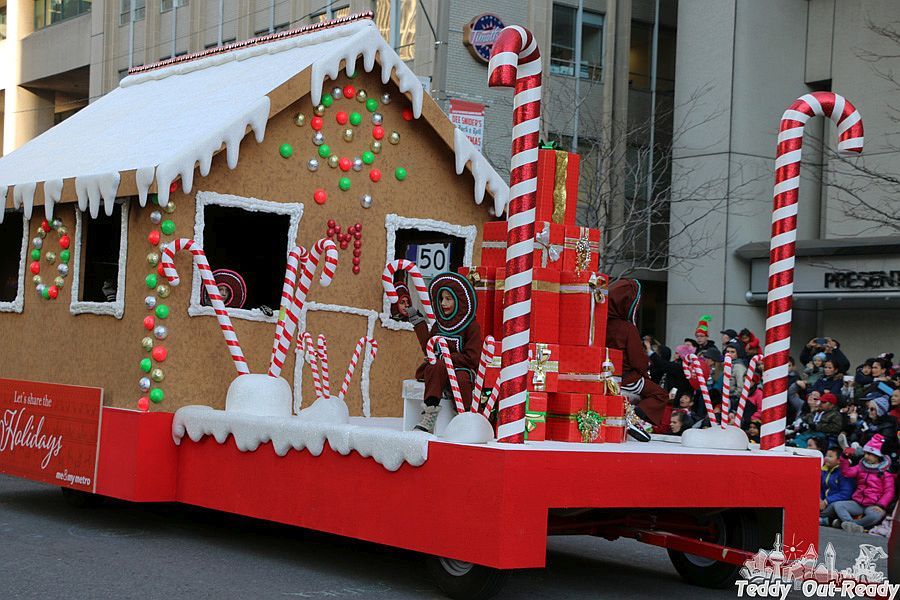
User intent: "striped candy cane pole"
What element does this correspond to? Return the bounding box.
[762,92,864,450]
[291,239,339,352]
[317,334,330,398]
[160,239,249,375]
[722,354,733,428]
[425,336,465,414]
[689,355,717,427]
[472,336,496,413]
[488,25,542,443]
[338,337,378,402]
[736,354,763,427]
[268,245,308,377]
[381,259,435,326]
[300,331,324,400]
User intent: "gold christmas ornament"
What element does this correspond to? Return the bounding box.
[314,104,326,116]
[293,113,306,127]
[147,252,160,267]
[371,140,382,154]
[388,131,401,145]
[328,155,340,168]
[151,368,165,382]
[44,251,56,265]
[156,284,171,298]
[342,128,354,142]
[57,227,68,237]
[141,337,154,352]
[36,228,47,239]
[163,201,176,214]
[53,276,65,287]
[32,275,42,285]
[355,89,367,102]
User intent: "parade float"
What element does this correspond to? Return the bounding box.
[0,13,862,599]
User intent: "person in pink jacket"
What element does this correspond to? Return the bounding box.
[832,434,897,533]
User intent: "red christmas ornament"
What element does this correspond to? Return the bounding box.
[402,108,414,121]
[29,261,40,275]
[340,240,349,250]
[137,397,150,412]
[334,225,342,234]
[169,180,179,194]
[352,257,360,266]
[372,126,385,140]
[311,116,324,131]
[327,219,336,228]
[48,286,59,299]
[354,239,362,249]
[152,346,168,362]
[369,169,382,183]
[143,315,155,330]
[353,248,361,258]
[352,265,361,274]
[157,263,165,276]
[59,235,70,250]
[327,228,335,237]
[41,220,51,232]
[313,189,327,205]
[354,223,362,231]
[338,157,352,171]
[148,230,161,246]
[342,85,356,99]
[336,111,349,125]
[347,225,356,234]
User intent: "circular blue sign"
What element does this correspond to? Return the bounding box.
[464,14,506,64]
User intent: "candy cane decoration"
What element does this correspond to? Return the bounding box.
[300,332,324,400]
[736,354,763,427]
[689,355,717,427]
[317,334,330,398]
[338,337,378,402]
[762,92,863,450]
[291,238,339,352]
[268,246,308,377]
[425,336,465,414]
[488,25,542,444]
[722,354,733,429]
[472,336,496,413]
[381,259,434,326]
[160,238,249,375]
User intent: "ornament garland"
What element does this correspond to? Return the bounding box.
[29,218,71,300]
[136,181,177,411]
[325,220,364,274]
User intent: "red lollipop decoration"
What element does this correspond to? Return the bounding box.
[148,230,161,246]
[313,189,327,205]
[41,220,51,232]
[59,235,70,250]
[311,116,324,131]
[137,397,150,412]
[29,261,40,275]
[343,85,356,99]
[372,126,384,140]
[143,315,155,330]
[338,157,352,171]
[169,180,179,194]
[157,263,165,276]
[152,346,168,362]
[48,286,59,299]
[336,111,349,125]
[402,108,414,121]
[370,169,382,183]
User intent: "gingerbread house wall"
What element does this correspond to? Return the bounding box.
[0,69,493,416]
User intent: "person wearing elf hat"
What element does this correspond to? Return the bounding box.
[829,434,896,533]
[693,315,718,354]
[406,272,483,434]
[389,281,414,321]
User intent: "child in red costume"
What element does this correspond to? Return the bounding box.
[606,278,669,440]
[403,272,483,433]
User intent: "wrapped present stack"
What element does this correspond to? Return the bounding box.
[458,142,627,444]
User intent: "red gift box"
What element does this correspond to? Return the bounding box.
[559,272,609,347]
[494,267,560,344]
[525,392,547,441]
[546,393,626,443]
[458,266,497,338]
[563,226,601,274]
[556,345,622,394]
[537,147,580,226]
[482,221,566,271]
[483,342,560,393]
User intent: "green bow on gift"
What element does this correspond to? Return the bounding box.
[575,409,605,443]
[539,140,560,150]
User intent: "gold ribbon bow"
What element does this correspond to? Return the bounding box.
[551,150,569,224]
[535,223,563,267]
[525,411,547,433]
[529,343,554,391]
[600,349,620,396]
[466,270,482,285]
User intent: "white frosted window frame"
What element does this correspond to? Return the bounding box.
[70,200,130,319]
[292,302,378,417]
[191,191,303,323]
[380,213,477,331]
[0,212,28,313]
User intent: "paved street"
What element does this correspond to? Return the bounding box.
[0,474,889,599]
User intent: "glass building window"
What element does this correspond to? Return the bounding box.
[629,21,676,92]
[551,3,604,80]
[312,5,349,23]
[160,0,188,12]
[34,0,91,30]
[118,0,145,26]
[373,0,415,61]
[0,7,7,40]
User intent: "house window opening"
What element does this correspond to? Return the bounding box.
[390,228,466,319]
[79,204,124,303]
[0,214,24,302]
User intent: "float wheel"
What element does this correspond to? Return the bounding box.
[425,556,508,600]
[667,510,758,589]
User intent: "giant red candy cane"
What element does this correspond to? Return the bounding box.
[722,354,733,428]
[289,239,339,355]
[688,355,717,427]
[381,259,434,326]
[338,337,378,402]
[762,92,863,450]
[736,354,762,428]
[473,336,496,413]
[268,245,308,377]
[488,26,542,443]
[300,331,324,400]
[317,334,331,398]
[160,238,249,375]
[425,336,465,414]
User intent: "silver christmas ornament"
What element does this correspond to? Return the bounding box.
[307,158,320,172]
[36,284,46,295]
[153,325,169,340]
[150,211,162,224]
[145,295,157,310]
[313,132,325,146]
[360,194,373,208]
[139,377,152,392]
[371,112,383,126]
[332,86,343,100]
[352,157,363,171]
[381,92,391,104]
[57,263,68,277]
[32,237,43,249]
[51,218,63,230]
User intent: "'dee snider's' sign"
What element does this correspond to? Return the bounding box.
[0,378,103,493]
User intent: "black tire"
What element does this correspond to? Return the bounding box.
[667,510,759,589]
[60,487,105,509]
[425,556,509,600]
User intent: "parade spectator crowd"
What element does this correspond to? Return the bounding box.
[643,322,898,537]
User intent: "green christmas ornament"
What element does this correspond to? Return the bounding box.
[148,193,159,205]
[339,177,352,191]
[365,98,378,113]
[279,143,293,159]
[349,112,362,126]
[145,274,158,289]
[60,249,70,263]
[161,220,176,236]
[318,144,331,158]
[140,358,152,373]
[322,93,334,108]
[41,287,50,299]
[361,151,375,165]
[155,304,170,319]
[395,167,408,181]
[149,388,165,403]
[30,249,40,261]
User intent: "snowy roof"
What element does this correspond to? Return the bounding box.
[0,14,508,223]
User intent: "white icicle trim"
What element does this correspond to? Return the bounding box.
[380,214,477,331]
[453,128,509,217]
[13,182,36,220]
[0,212,28,313]
[136,167,156,207]
[42,179,63,220]
[70,200,130,319]
[309,23,424,119]
[172,406,430,472]
[74,173,121,219]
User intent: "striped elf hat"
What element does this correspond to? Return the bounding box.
[695,314,712,337]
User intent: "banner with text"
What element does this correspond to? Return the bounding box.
[449,99,485,152]
[0,378,103,493]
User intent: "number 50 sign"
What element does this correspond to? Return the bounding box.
[415,243,452,279]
